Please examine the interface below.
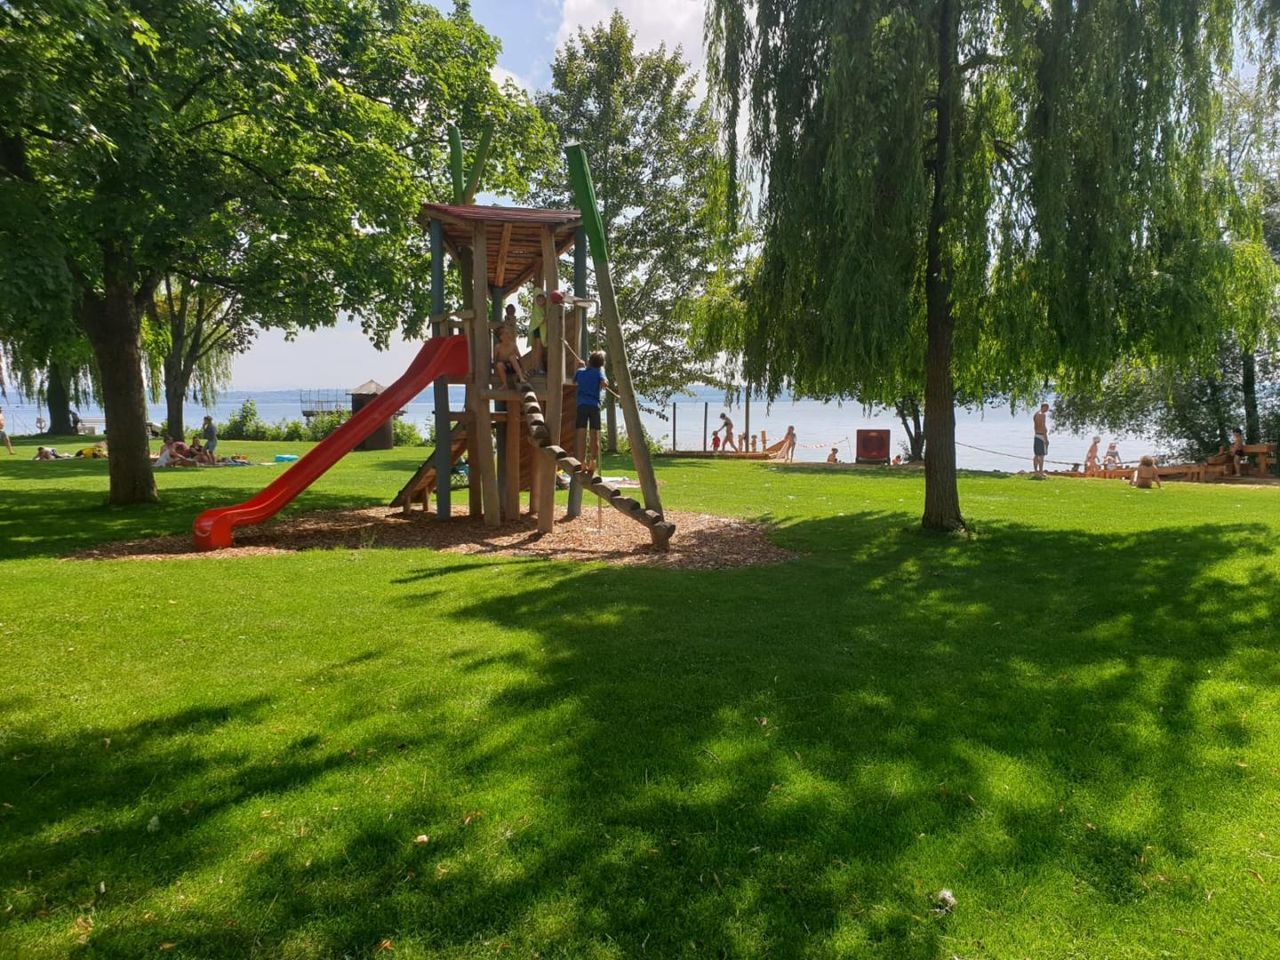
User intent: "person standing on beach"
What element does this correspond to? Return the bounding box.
[201,415,218,456]
[0,408,13,455]
[780,425,797,462]
[716,413,739,452]
[1032,403,1049,476]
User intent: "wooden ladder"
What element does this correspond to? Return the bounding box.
[515,380,675,548]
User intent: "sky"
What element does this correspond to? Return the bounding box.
[229,0,708,390]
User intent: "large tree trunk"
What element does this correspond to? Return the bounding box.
[164,374,186,442]
[896,396,926,460]
[921,0,964,532]
[1242,347,1260,445]
[605,390,618,454]
[81,276,158,505]
[46,361,74,434]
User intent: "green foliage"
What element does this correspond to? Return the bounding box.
[218,400,357,442]
[532,13,736,404]
[1054,342,1280,460]
[392,416,427,447]
[218,399,274,441]
[4,443,1280,956]
[0,0,550,501]
[706,0,1280,528]
[616,423,665,456]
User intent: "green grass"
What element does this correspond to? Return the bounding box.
[2,431,1279,958]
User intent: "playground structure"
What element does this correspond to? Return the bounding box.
[192,144,672,551]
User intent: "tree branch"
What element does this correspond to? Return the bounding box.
[171,69,221,114]
[181,110,254,136]
[959,52,1011,73]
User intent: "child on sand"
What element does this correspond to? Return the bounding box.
[827,447,839,464]
[1084,436,1101,473]
[574,351,609,478]
[1102,441,1121,469]
[493,325,525,388]
[711,433,721,452]
[1130,455,1162,489]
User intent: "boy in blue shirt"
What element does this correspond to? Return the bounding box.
[573,351,608,477]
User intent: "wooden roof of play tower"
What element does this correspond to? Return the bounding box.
[418,203,583,294]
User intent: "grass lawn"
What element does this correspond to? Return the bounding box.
[2,432,1278,958]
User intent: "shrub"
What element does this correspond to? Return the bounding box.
[220,400,271,440]
[618,425,665,456]
[393,417,428,447]
[305,411,350,441]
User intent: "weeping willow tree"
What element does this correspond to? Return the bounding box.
[706,0,1278,530]
[144,277,254,440]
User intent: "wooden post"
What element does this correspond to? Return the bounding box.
[492,287,507,514]
[672,403,677,452]
[567,230,589,520]
[430,218,451,519]
[703,402,708,451]
[470,223,500,527]
[538,227,563,534]
[566,145,666,542]
[505,402,521,519]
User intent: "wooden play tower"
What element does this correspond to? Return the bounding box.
[390,145,674,548]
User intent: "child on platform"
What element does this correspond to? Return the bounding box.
[493,325,525,388]
[528,290,548,373]
[574,351,609,478]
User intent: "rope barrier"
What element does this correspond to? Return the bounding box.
[954,439,1079,467]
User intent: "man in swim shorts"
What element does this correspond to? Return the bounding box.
[1032,402,1049,477]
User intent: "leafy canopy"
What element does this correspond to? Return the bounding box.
[705,0,1280,405]
[0,0,551,345]
[532,12,734,404]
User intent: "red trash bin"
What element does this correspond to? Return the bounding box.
[855,429,891,464]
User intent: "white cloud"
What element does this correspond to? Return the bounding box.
[555,0,706,73]
[490,63,531,94]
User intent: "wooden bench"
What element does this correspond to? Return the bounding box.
[1242,442,1276,477]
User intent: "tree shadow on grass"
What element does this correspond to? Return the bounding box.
[3,514,1277,957]
[375,515,1277,956]
[0,483,391,562]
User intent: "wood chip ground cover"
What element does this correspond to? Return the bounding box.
[70,506,794,569]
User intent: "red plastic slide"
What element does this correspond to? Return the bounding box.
[193,335,470,550]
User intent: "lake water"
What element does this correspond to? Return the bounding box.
[0,384,1149,471]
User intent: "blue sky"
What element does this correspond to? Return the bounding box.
[231,0,707,389]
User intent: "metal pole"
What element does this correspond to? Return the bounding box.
[672,403,677,451]
[744,390,751,453]
[703,402,708,451]
[430,219,450,518]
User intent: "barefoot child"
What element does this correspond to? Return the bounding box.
[493,325,525,388]
[574,351,609,477]
[1130,454,1162,489]
[528,289,548,373]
